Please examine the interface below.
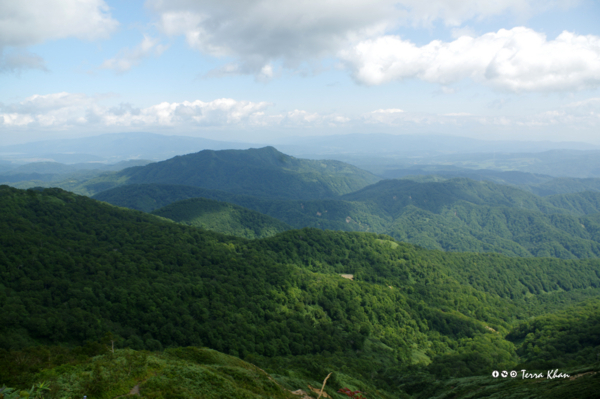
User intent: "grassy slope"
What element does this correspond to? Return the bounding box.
[2,347,299,399]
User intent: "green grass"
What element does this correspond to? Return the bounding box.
[29,348,297,399]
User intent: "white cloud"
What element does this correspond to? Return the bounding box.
[0,0,118,72]
[0,93,353,131]
[147,0,570,77]
[2,92,598,139]
[389,0,579,27]
[0,93,273,129]
[2,92,93,113]
[0,0,118,46]
[0,49,47,73]
[340,27,600,92]
[361,99,600,130]
[101,36,168,73]
[277,110,349,127]
[372,108,405,114]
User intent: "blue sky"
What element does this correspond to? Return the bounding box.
[1,0,599,145]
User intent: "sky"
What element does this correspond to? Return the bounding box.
[1,0,599,146]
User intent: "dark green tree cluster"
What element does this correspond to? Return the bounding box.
[95,178,600,258]
[151,197,291,238]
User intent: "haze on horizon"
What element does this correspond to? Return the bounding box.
[1,0,600,146]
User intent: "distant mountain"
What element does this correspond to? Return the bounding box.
[0,160,151,186]
[527,177,600,196]
[79,146,380,198]
[365,149,600,179]
[341,178,563,215]
[381,166,600,197]
[0,132,259,164]
[275,133,599,158]
[152,197,291,239]
[381,166,553,185]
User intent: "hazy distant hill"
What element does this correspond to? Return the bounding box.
[275,133,599,158]
[152,197,291,239]
[340,178,563,215]
[0,132,258,163]
[0,160,152,195]
[382,166,600,197]
[381,167,553,185]
[368,149,600,179]
[0,160,152,183]
[79,146,380,198]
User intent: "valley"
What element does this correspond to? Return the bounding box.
[3,143,600,397]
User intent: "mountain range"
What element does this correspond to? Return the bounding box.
[94,176,600,259]
[3,184,600,398]
[4,142,600,398]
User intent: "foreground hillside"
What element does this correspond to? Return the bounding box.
[75,146,380,198]
[3,344,600,399]
[1,347,299,399]
[96,179,600,259]
[3,185,600,397]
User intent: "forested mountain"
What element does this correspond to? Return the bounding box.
[528,177,600,196]
[3,185,600,398]
[95,179,600,258]
[152,197,291,239]
[381,167,554,186]
[75,146,380,198]
[93,183,250,212]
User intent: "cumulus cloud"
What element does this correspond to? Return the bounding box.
[148,0,567,77]
[101,36,168,73]
[152,0,392,75]
[0,49,47,73]
[0,0,118,72]
[1,93,598,141]
[388,0,578,27]
[361,99,600,130]
[0,92,354,131]
[0,93,273,129]
[340,27,600,92]
[0,0,118,46]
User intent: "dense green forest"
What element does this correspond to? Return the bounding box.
[9,147,600,260]
[3,185,600,397]
[151,197,291,239]
[95,179,600,259]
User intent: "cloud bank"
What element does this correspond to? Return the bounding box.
[148,0,571,77]
[0,0,118,72]
[340,27,600,92]
[1,93,598,135]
